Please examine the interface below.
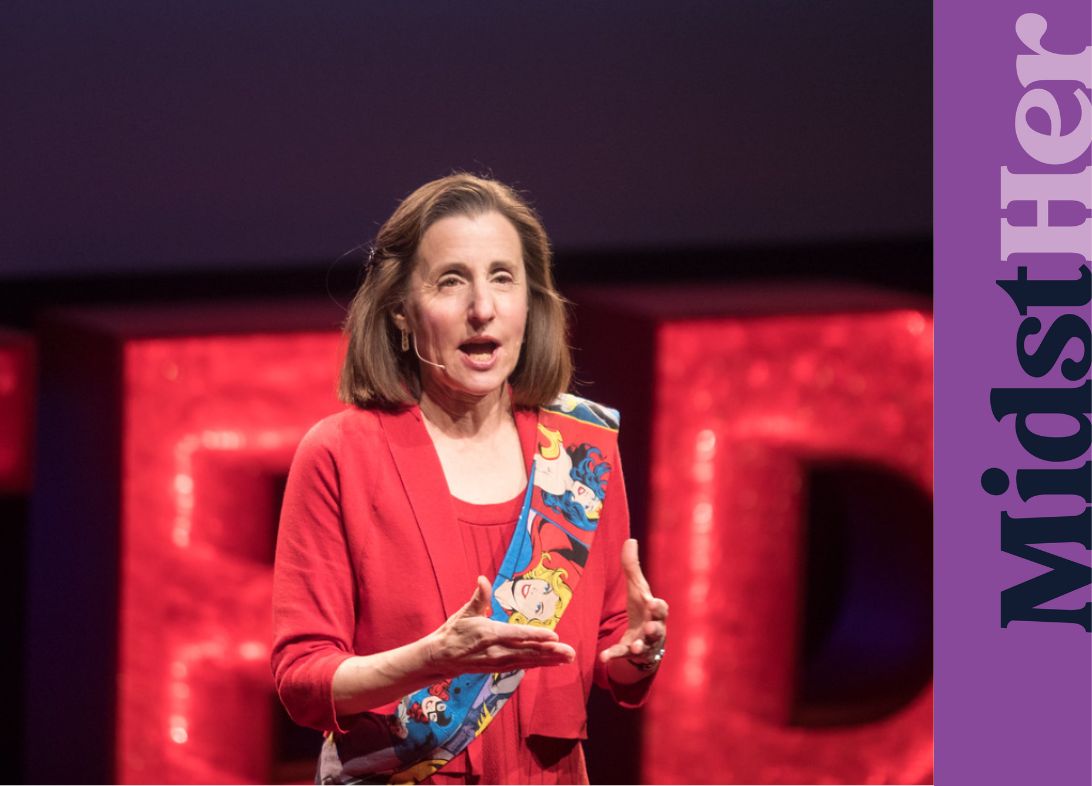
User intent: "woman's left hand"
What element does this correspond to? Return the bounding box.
[598,538,668,677]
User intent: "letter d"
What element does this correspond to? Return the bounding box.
[990,380,1091,462]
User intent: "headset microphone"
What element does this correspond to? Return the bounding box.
[412,333,446,371]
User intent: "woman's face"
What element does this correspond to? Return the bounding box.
[571,480,603,517]
[512,577,559,622]
[399,211,529,403]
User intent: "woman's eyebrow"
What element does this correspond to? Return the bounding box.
[431,261,470,276]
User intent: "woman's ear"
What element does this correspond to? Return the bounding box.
[390,305,409,333]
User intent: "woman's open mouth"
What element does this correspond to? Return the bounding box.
[458,338,500,367]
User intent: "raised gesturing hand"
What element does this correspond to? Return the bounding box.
[426,575,576,677]
[598,539,668,674]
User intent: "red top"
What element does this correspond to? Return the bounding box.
[443,493,587,784]
[271,404,652,782]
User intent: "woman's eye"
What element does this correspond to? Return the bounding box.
[543,585,552,595]
[535,603,544,615]
[437,276,461,288]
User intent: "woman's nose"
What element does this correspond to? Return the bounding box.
[467,283,495,324]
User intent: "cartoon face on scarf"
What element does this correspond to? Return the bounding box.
[533,434,610,530]
[569,479,603,518]
[493,552,574,627]
[407,694,451,727]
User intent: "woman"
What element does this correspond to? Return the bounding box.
[272,174,668,784]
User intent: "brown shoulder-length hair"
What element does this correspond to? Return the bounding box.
[339,173,572,409]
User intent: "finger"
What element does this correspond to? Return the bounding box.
[508,640,576,659]
[463,655,570,674]
[478,642,575,669]
[642,618,666,638]
[483,620,560,643]
[455,575,495,619]
[640,620,666,648]
[455,634,575,670]
[475,575,496,616]
[598,638,634,663]
[645,597,669,621]
[620,538,640,577]
[621,539,652,599]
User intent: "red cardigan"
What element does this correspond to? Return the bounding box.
[271,404,651,748]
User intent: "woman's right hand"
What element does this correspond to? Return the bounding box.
[425,575,576,676]
[332,576,574,717]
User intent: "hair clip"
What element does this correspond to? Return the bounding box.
[363,243,379,274]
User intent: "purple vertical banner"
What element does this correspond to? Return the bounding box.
[936,2,1091,786]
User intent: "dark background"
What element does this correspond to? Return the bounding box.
[1,0,929,289]
[2,1,931,782]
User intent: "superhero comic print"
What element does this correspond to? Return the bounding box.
[321,394,618,784]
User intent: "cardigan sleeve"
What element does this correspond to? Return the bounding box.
[592,450,658,708]
[271,416,358,733]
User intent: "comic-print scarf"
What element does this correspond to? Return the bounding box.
[318,394,620,785]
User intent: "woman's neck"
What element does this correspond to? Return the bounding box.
[418,384,512,440]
